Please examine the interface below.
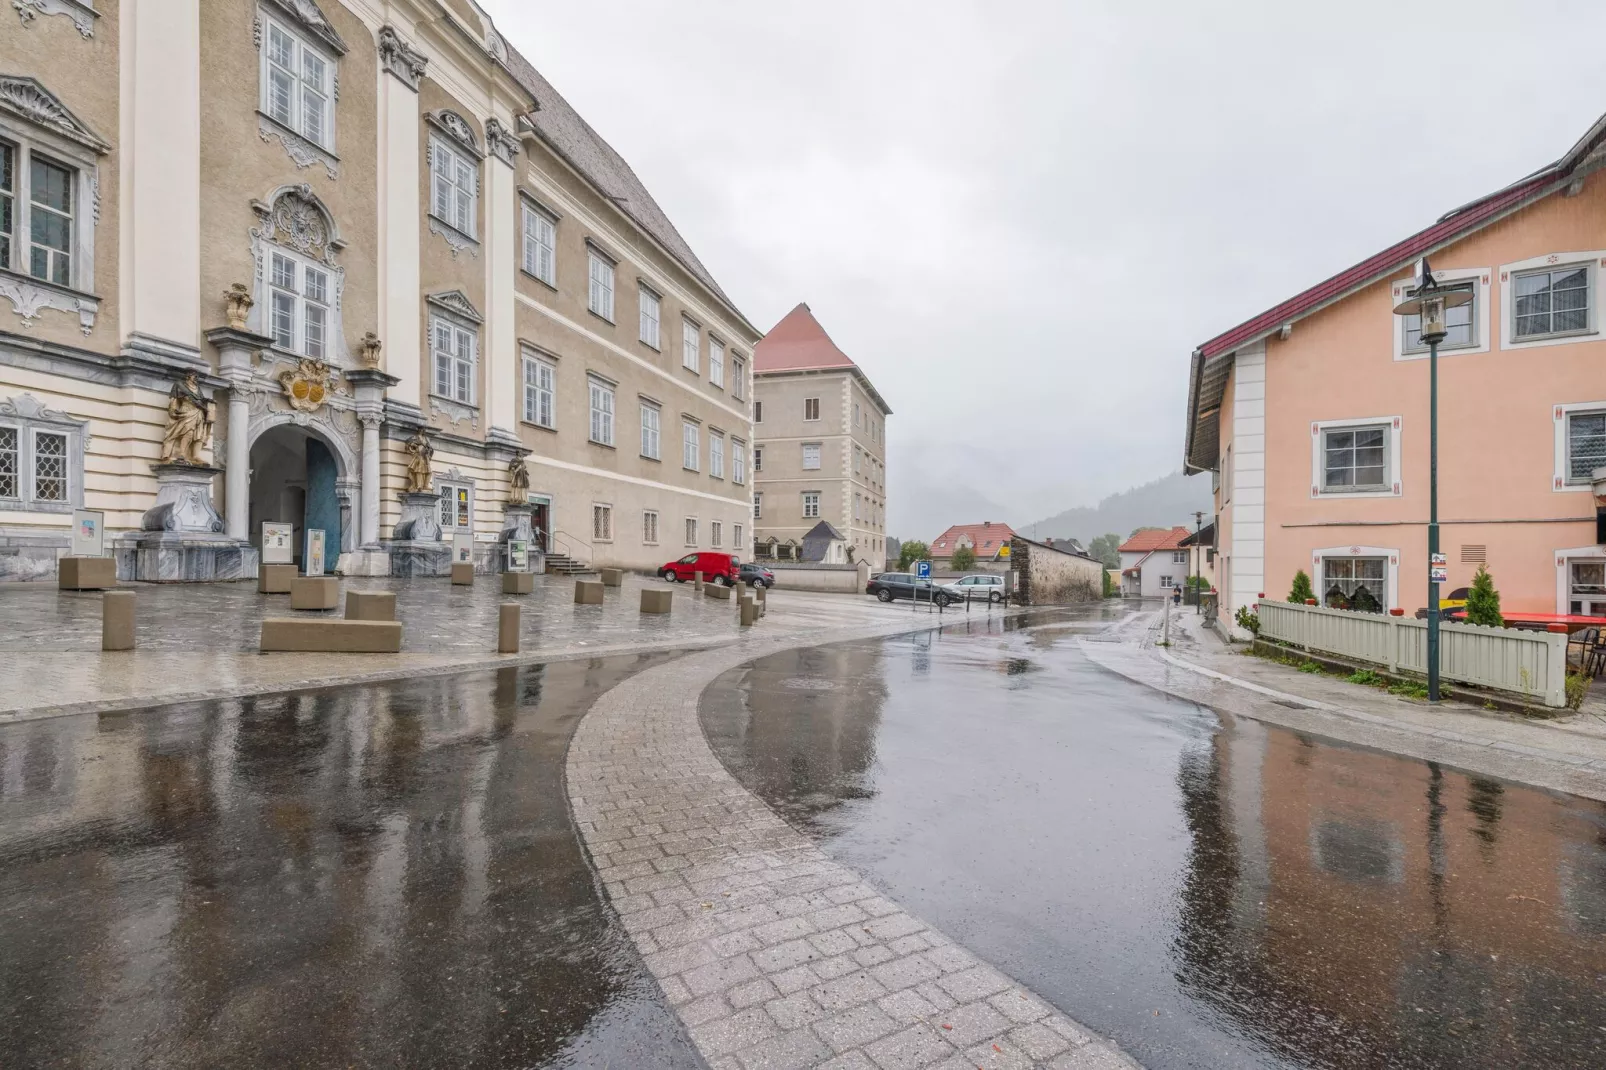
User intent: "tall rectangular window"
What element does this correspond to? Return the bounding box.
[522,352,554,428]
[0,425,15,499]
[639,286,660,348]
[804,397,820,421]
[753,493,762,519]
[31,430,66,502]
[267,251,329,359]
[521,201,555,284]
[0,142,13,272]
[732,441,746,485]
[682,320,700,372]
[640,401,661,459]
[709,338,725,388]
[753,446,763,471]
[592,503,613,541]
[709,434,724,479]
[802,443,821,470]
[588,378,615,446]
[1321,425,1387,492]
[263,20,334,150]
[685,517,698,546]
[431,317,476,403]
[643,510,659,544]
[711,520,723,548]
[1514,266,1591,339]
[731,355,746,400]
[803,491,820,518]
[1568,410,1606,483]
[438,481,472,532]
[588,249,615,321]
[682,421,699,470]
[734,523,744,551]
[429,138,476,237]
[27,156,72,286]
[754,400,763,423]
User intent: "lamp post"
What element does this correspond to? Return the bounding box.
[1193,509,1204,615]
[1392,257,1472,703]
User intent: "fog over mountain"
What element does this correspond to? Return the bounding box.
[1024,472,1214,545]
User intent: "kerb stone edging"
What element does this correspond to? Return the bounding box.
[565,626,1142,1070]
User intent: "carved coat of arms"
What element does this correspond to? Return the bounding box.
[278,358,336,413]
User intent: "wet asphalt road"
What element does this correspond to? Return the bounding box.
[0,655,701,1069]
[701,615,1606,1070]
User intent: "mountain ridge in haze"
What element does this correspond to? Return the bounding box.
[1025,471,1213,544]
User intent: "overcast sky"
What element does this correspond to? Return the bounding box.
[483,0,1606,538]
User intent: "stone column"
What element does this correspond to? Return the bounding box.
[377,25,429,410]
[205,327,273,542]
[360,415,381,547]
[483,114,520,439]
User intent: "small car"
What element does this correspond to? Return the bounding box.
[952,574,1006,603]
[659,551,740,585]
[739,562,776,588]
[866,572,963,607]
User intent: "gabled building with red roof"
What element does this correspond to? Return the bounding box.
[930,521,1017,570]
[752,304,892,563]
[1117,527,1192,598]
[1183,108,1606,634]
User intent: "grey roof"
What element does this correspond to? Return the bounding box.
[500,46,750,332]
[800,521,846,562]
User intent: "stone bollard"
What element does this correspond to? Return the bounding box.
[755,582,768,616]
[290,576,340,610]
[59,557,116,590]
[600,567,624,587]
[641,588,673,614]
[102,590,135,650]
[740,594,759,627]
[704,583,732,601]
[451,562,475,585]
[694,571,704,592]
[574,579,604,605]
[499,603,520,653]
[503,571,534,594]
[259,562,297,593]
[345,590,396,621]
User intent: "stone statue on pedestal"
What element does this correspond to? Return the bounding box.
[160,373,213,466]
[507,454,530,503]
[403,429,433,492]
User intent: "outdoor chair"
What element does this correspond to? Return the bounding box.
[1568,628,1603,677]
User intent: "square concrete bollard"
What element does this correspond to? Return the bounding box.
[574,579,604,605]
[640,588,673,614]
[102,590,135,650]
[503,571,534,594]
[345,590,396,621]
[261,618,402,653]
[704,583,732,600]
[600,567,624,587]
[498,603,520,653]
[290,576,340,610]
[259,563,297,593]
[451,562,475,585]
[740,595,760,627]
[694,571,704,591]
[59,556,116,590]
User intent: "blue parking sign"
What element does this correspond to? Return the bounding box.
[915,560,931,579]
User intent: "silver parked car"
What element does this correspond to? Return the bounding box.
[953,574,1006,603]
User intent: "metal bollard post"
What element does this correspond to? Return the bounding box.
[102,590,135,651]
[498,602,520,653]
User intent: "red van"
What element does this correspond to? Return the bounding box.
[660,551,740,585]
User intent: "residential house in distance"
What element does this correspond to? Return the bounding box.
[1184,108,1606,633]
[752,303,890,562]
[1118,527,1191,597]
[930,521,1017,572]
[0,0,755,581]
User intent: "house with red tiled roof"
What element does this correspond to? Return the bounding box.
[1117,527,1191,598]
[930,521,1017,571]
[1183,107,1606,633]
[752,304,892,564]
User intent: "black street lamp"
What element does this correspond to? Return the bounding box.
[1392,257,1472,703]
[1193,509,1204,615]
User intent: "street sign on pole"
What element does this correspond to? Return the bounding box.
[915,561,931,580]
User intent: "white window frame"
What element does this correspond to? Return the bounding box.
[685,517,698,547]
[639,284,660,349]
[1390,268,1489,361]
[711,520,723,548]
[753,446,763,472]
[643,509,659,545]
[682,421,700,471]
[682,319,700,373]
[709,433,724,479]
[522,349,555,429]
[1555,545,1606,614]
[592,502,613,542]
[0,414,82,513]
[267,247,333,359]
[731,354,746,400]
[0,124,100,301]
[753,492,762,519]
[803,491,821,519]
[438,480,473,533]
[734,522,744,551]
[1552,400,1606,491]
[588,376,615,446]
[587,246,615,322]
[732,440,746,485]
[1310,416,1402,499]
[428,135,477,239]
[1311,545,1399,612]
[709,336,725,388]
[1500,251,1605,351]
[259,15,336,151]
[804,397,820,422]
[802,442,822,471]
[520,199,556,285]
[430,314,477,404]
[640,400,661,460]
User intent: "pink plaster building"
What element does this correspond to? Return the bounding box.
[1185,112,1606,634]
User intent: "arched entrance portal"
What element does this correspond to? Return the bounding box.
[248,424,348,572]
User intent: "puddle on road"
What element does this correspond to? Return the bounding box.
[701,619,1606,1070]
[0,654,698,1070]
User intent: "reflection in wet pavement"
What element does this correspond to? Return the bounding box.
[701,617,1606,1070]
[0,655,701,1069]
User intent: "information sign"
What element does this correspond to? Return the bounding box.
[262,522,294,564]
[71,508,104,557]
[304,528,326,576]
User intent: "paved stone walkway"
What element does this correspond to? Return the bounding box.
[566,629,1141,1070]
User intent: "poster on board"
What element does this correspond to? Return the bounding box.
[508,539,529,573]
[71,509,105,557]
[262,522,294,565]
[304,528,326,576]
[452,533,473,565]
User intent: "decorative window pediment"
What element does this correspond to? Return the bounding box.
[251,183,344,264]
[258,0,347,56]
[429,110,481,159]
[0,75,109,154]
[426,290,482,325]
[249,185,348,364]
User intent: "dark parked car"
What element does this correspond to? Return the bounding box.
[739,562,775,588]
[866,572,963,607]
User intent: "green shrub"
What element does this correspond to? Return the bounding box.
[1389,681,1430,699]
[1566,671,1590,710]
[1347,669,1384,686]
[1289,570,1314,604]
[897,541,930,571]
[950,544,976,572]
[1298,661,1323,674]
[1102,569,1113,598]
[1234,605,1260,637]
[1463,564,1504,628]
